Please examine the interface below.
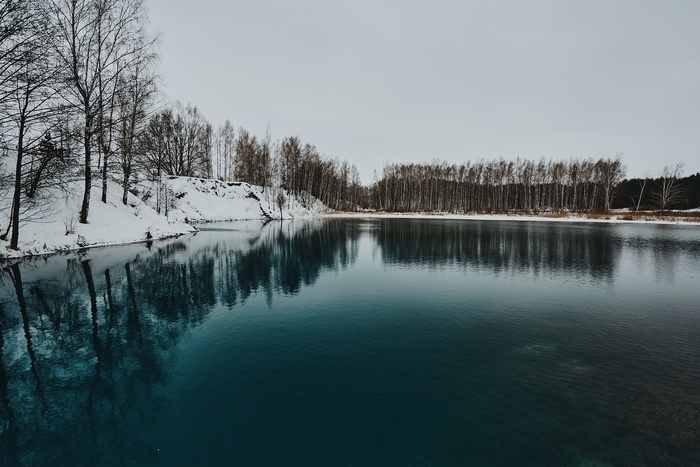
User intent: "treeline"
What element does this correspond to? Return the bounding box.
[367,159,699,213]
[615,168,700,211]
[369,157,626,213]
[137,106,365,211]
[276,136,364,211]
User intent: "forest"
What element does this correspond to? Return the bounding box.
[370,159,699,213]
[1,0,698,252]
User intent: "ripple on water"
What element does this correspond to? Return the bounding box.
[518,343,557,355]
[558,360,594,375]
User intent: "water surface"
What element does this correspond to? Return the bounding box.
[1,218,699,466]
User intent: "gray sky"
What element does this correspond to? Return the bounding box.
[147,0,700,183]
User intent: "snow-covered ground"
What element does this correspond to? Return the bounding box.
[0,179,192,259]
[2,175,698,260]
[0,176,326,259]
[134,176,324,223]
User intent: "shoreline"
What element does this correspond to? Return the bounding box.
[0,176,317,261]
[3,209,699,262]
[321,210,700,225]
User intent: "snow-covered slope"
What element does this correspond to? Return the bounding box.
[134,176,324,223]
[0,176,327,259]
[0,179,195,259]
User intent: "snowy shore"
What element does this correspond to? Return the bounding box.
[0,176,323,259]
[3,176,698,260]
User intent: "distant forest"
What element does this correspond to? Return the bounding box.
[614,173,700,210]
[367,159,699,213]
[1,1,698,251]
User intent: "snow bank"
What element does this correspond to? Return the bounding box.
[0,179,195,259]
[0,176,327,259]
[133,176,324,223]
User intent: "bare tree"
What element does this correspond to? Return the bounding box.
[258,125,273,191]
[652,163,685,212]
[234,127,257,184]
[138,108,173,213]
[216,119,235,181]
[169,102,208,177]
[139,103,211,180]
[276,191,285,219]
[139,109,169,177]
[23,128,74,199]
[1,0,63,249]
[97,55,124,204]
[45,0,151,223]
[0,0,31,127]
[0,0,29,239]
[278,135,301,196]
[631,171,650,212]
[596,154,626,212]
[116,38,157,205]
[202,122,213,179]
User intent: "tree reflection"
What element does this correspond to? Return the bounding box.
[0,219,360,465]
[0,302,19,466]
[1,219,698,466]
[373,219,620,280]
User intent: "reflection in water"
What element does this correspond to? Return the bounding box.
[374,218,619,280]
[132,219,361,318]
[0,219,698,466]
[1,260,168,466]
[0,220,360,466]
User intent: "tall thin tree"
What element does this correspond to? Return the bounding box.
[46,0,150,223]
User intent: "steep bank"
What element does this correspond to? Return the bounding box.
[134,176,323,223]
[0,176,325,259]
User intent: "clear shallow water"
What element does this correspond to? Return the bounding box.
[1,218,700,467]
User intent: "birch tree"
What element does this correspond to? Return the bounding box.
[46,0,151,223]
[116,38,157,205]
[1,0,64,250]
[653,163,685,211]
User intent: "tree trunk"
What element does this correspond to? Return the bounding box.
[102,151,108,203]
[122,165,130,205]
[80,116,92,224]
[10,110,26,250]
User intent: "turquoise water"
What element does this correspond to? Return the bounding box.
[1,218,700,466]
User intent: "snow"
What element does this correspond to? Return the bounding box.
[0,176,326,259]
[2,175,697,260]
[0,178,194,259]
[135,176,324,223]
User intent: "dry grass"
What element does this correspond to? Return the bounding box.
[584,212,612,220]
[613,211,700,223]
[422,212,447,216]
[541,211,573,219]
[324,209,700,223]
[519,210,699,223]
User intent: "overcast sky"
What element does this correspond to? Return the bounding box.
[147,0,700,184]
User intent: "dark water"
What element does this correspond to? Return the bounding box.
[1,218,700,467]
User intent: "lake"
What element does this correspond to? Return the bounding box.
[1,218,699,466]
